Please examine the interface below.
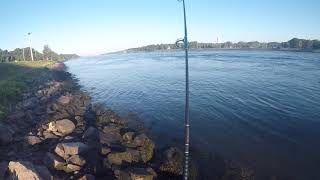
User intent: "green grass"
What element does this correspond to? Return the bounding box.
[14,60,56,69]
[0,60,56,118]
[0,81,25,116]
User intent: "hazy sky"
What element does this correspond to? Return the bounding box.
[1,0,319,56]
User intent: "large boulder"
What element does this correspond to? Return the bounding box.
[107,152,132,165]
[45,153,86,173]
[25,136,42,145]
[159,147,183,175]
[99,132,122,146]
[55,142,89,160]
[126,148,141,162]
[44,152,66,171]
[102,124,121,134]
[133,134,155,163]
[8,161,52,180]
[133,134,151,147]
[47,119,75,136]
[0,123,14,145]
[93,106,123,125]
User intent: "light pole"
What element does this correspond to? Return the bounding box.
[28,32,34,61]
[176,0,190,179]
[22,47,25,61]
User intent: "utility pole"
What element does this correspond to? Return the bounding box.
[176,0,190,179]
[28,32,34,61]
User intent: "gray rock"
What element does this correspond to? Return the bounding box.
[25,136,42,145]
[42,131,59,139]
[55,142,89,159]
[75,116,83,122]
[64,164,81,173]
[67,155,86,166]
[126,148,141,162]
[133,134,149,147]
[107,152,132,165]
[55,119,76,135]
[47,119,75,136]
[44,152,66,171]
[8,161,52,180]
[51,103,60,111]
[55,144,67,159]
[99,132,121,146]
[159,147,183,175]
[94,107,123,125]
[102,124,120,134]
[101,147,111,155]
[45,152,84,173]
[122,132,135,142]
[133,134,155,163]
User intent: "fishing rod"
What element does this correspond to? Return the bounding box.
[176,0,190,179]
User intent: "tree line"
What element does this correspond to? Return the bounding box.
[0,45,79,63]
[126,38,320,52]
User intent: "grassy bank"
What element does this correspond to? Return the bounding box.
[0,61,55,118]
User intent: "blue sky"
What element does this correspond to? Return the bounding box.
[1,0,319,56]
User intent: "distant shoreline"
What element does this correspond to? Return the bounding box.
[111,38,320,55]
[109,48,320,55]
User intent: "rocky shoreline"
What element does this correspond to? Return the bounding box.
[0,63,183,180]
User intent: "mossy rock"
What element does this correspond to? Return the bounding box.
[139,138,155,163]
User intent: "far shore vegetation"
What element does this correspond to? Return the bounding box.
[124,38,320,52]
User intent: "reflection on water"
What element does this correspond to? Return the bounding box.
[66,50,320,179]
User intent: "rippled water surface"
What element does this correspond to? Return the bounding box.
[66,50,320,179]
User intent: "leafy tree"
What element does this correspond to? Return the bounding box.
[0,45,78,63]
[43,45,52,61]
[312,40,320,49]
[288,38,302,48]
